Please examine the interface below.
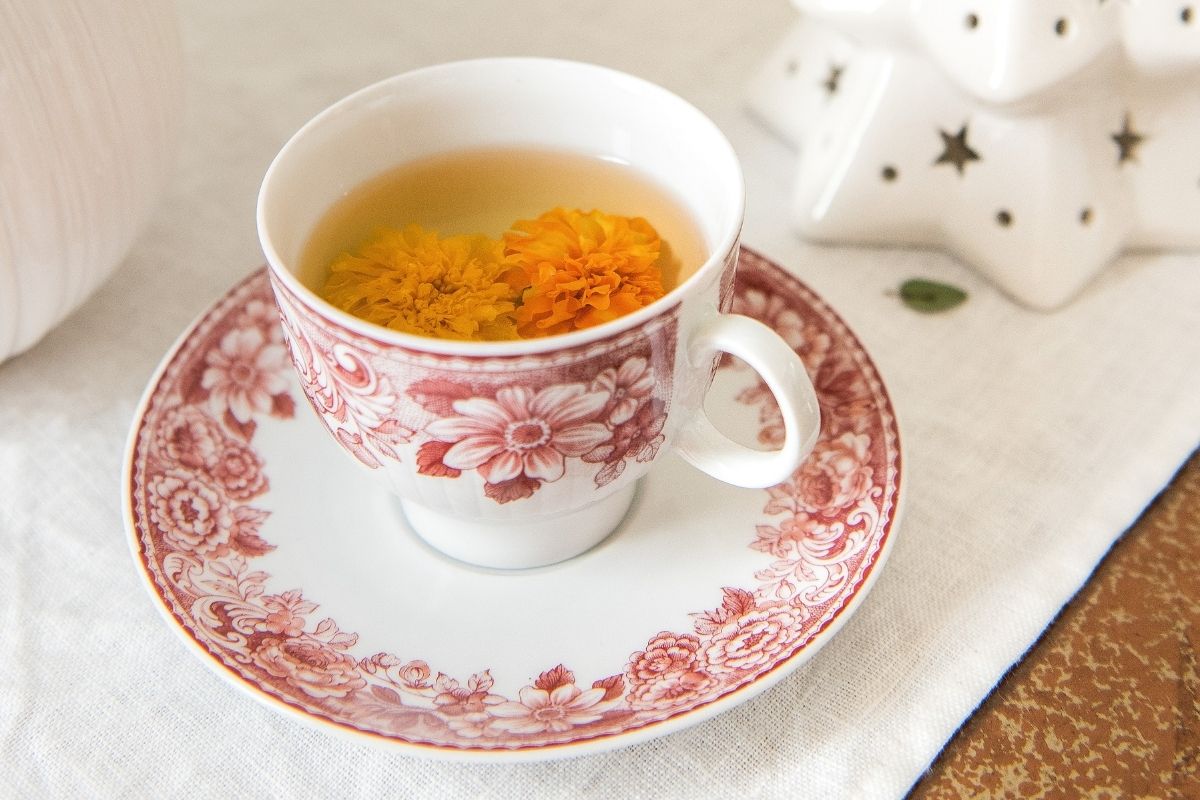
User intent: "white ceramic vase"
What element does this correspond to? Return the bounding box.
[0,0,182,362]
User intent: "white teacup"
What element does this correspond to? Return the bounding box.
[258,58,820,569]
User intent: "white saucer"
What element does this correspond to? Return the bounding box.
[123,247,903,761]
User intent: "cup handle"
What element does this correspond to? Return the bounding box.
[675,313,821,488]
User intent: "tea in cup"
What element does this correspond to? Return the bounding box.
[258,58,820,569]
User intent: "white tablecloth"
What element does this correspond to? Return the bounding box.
[3,2,1198,797]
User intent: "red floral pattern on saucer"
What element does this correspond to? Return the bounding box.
[126,248,902,758]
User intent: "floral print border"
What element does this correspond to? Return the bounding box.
[413,353,666,502]
[272,275,675,503]
[128,248,901,752]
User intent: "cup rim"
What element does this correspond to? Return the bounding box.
[257,57,745,356]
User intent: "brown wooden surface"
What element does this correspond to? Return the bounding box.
[910,450,1200,799]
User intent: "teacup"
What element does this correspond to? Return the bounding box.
[258,58,820,569]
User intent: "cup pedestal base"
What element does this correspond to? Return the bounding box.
[400,483,637,570]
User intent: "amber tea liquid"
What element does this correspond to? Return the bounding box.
[298,147,709,293]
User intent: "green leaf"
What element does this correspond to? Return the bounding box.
[898,279,968,313]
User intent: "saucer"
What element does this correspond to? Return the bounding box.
[123,247,903,760]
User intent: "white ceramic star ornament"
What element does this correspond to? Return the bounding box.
[749,0,1200,309]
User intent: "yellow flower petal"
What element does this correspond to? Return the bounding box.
[503,208,667,338]
[320,224,520,341]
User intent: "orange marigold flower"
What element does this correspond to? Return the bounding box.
[503,208,668,337]
[320,225,521,341]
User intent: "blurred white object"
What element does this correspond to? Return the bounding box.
[749,1,1200,309]
[0,0,182,362]
[789,0,1200,104]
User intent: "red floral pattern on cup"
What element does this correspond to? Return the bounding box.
[279,322,413,470]
[128,249,902,753]
[423,382,613,501]
[407,353,670,501]
[272,272,678,504]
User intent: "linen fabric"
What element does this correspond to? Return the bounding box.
[1,2,1197,797]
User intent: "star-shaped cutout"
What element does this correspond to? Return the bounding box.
[1111,113,1146,166]
[822,64,844,96]
[933,124,981,175]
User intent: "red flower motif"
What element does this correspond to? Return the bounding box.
[806,353,873,437]
[628,632,705,682]
[252,636,367,699]
[147,469,232,557]
[734,378,785,448]
[202,327,288,424]
[425,383,612,488]
[488,683,609,734]
[626,632,718,710]
[207,439,267,500]
[583,399,667,486]
[628,669,718,711]
[734,287,807,351]
[753,436,872,562]
[433,672,505,738]
[258,608,304,638]
[153,406,224,469]
[734,287,832,369]
[703,603,802,675]
[590,356,655,426]
[751,515,810,559]
[359,652,431,690]
[236,298,284,344]
[259,609,303,638]
[254,590,315,637]
[396,660,432,689]
[791,432,873,518]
